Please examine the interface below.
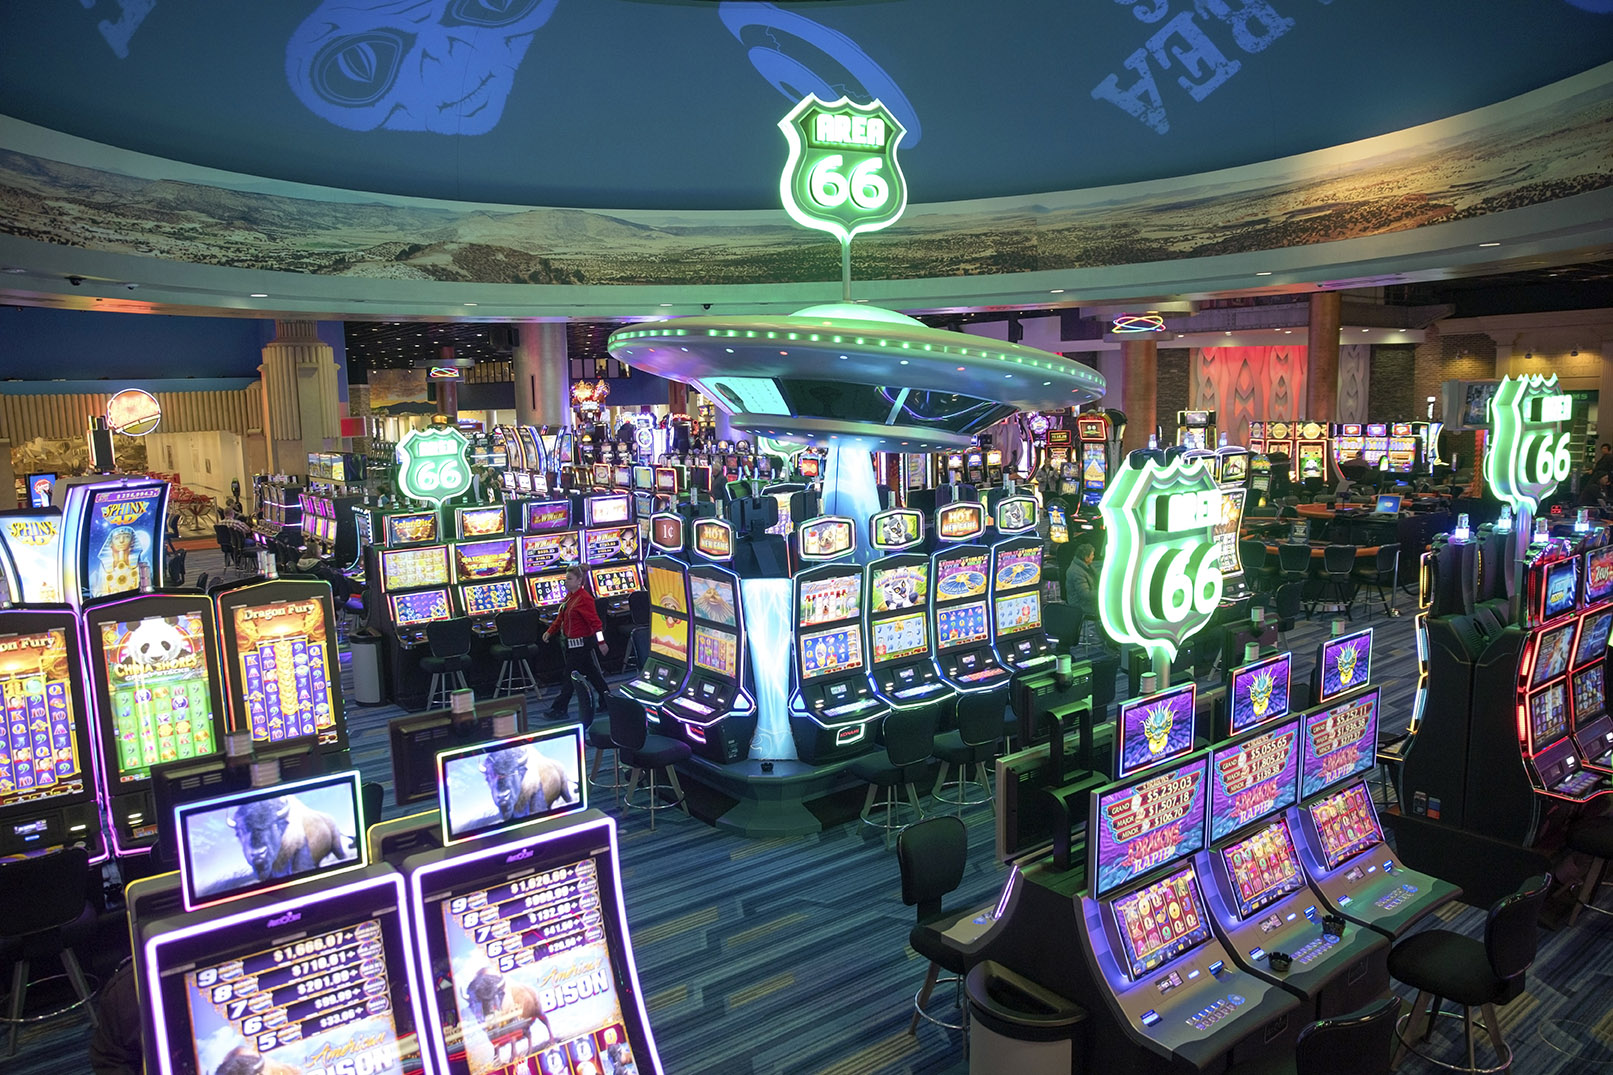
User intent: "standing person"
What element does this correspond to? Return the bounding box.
[544,565,611,717]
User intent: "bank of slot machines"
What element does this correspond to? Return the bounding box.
[989,496,1054,674]
[622,516,693,707]
[451,505,522,633]
[865,508,952,710]
[790,515,887,761]
[1248,421,1329,483]
[659,518,757,762]
[251,476,303,549]
[1077,414,1111,507]
[931,501,1011,693]
[130,727,664,1075]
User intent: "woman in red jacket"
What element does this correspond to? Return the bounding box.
[544,565,611,717]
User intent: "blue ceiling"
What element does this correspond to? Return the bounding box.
[3,1,1611,211]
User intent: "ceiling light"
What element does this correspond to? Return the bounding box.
[250,292,268,298]
[1050,289,1065,294]
[1255,271,1272,277]
[899,359,909,365]
[1479,242,1501,248]
[463,302,477,307]
[660,303,672,307]
[1361,328,1369,332]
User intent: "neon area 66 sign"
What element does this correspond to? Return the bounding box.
[1099,456,1224,661]
[396,425,471,506]
[1485,374,1573,515]
[778,94,907,243]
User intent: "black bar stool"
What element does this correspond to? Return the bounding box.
[491,609,545,697]
[421,617,474,710]
[1567,815,1613,925]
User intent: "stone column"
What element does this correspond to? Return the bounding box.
[1120,340,1157,453]
[1307,292,1341,421]
[513,323,569,428]
[667,381,689,416]
[260,320,340,477]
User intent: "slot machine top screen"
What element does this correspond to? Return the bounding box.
[1585,546,1613,605]
[457,504,507,538]
[410,816,659,1075]
[1089,755,1209,899]
[1229,651,1292,734]
[380,545,451,591]
[688,573,737,626]
[1300,687,1380,799]
[1533,620,1578,686]
[1209,719,1300,842]
[1316,629,1372,704]
[647,564,687,613]
[585,494,631,527]
[524,500,573,533]
[799,517,854,560]
[228,594,339,746]
[799,572,861,627]
[935,551,989,602]
[1542,558,1580,623]
[1219,452,1248,484]
[1116,682,1197,780]
[81,483,166,599]
[437,727,587,845]
[993,546,1042,591]
[454,538,518,581]
[1578,609,1613,666]
[584,525,639,564]
[869,564,927,613]
[1108,865,1212,980]
[95,610,220,784]
[385,511,439,546]
[0,627,85,810]
[521,532,580,574]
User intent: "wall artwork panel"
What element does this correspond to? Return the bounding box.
[1195,347,1309,445]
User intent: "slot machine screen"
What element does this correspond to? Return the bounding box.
[1116,681,1197,779]
[872,612,928,664]
[798,573,861,627]
[1219,453,1248,484]
[380,545,451,591]
[1220,816,1306,919]
[869,564,927,612]
[994,592,1042,637]
[1528,680,1569,747]
[583,525,639,564]
[389,589,452,628]
[457,505,507,538]
[650,614,687,663]
[385,511,439,546]
[229,597,338,746]
[1585,547,1613,605]
[0,628,85,809]
[590,564,641,599]
[1209,719,1300,841]
[693,625,737,678]
[1533,621,1578,686]
[613,466,632,489]
[81,483,166,598]
[872,510,920,549]
[1047,504,1068,543]
[96,611,220,783]
[1578,609,1613,666]
[633,466,654,490]
[1315,629,1372,704]
[1306,781,1383,870]
[799,624,862,680]
[688,574,737,626]
[799,518,853,560]
[935,552,989,602]
[1543,558,1580,622]
[1089,756,1209,899]
[1300,687,1380,798]
[523,500,572,533]
[144,873,425,1075]
[353,509,374,551]
[798,454,821,479]
[654,467,678,493]
[1084,447,1109,493]
[937,601,989,650]
[521,532,578,574]
[993,547,1042,591]
[1108,865,1212,980]
[174,771,364,910]
[766,493,794,538]
[454,538,518,581]
[437,728,587,845]
[1229,652,1292,734]
[1572,661,1605,724]
[647,564,687,613]
[460,580,520,618]
[526,573,569,609]
[585,494,631,527]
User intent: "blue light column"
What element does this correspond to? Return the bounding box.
[741,577,798,761]
[819,438,882,566]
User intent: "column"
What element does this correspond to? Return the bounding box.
[667,381,689,416]
[512,323,569,428]
[1307,292,1341,421]
[260,320,340,477]
[1120,340,1157,453]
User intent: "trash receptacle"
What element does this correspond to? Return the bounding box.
[967,960,1085,1075]
[349,630,385,705]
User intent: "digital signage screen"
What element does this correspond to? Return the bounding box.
[0,628,85,811]
[1089,756,1209,900]
[96,611,219,783]
[1300,687,1380,799]
[1116,682,1197,780]
[1315,629,1372,704]
[1228,652,1292,734]
[1208,719,1300,842]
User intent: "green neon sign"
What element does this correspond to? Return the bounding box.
[778,94,908,244]
[396,425,472,506]
[1098,456,1224,663]
[1484,373,1572,515]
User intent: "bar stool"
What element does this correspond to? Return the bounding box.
[0,847,100,1056]
[1567,815,1613,924]
[930,690,1007,814]
[587,713,631,805]
[420,617,474,711]
[491,609,544,697]
[607,695,691,831]
[850,706,938,847]
[896,816,972,1033]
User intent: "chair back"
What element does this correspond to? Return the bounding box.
[606,694,649,752]
[1295,995,1401,1075]
[1274,582,1304,626]
[1042,603,1082,652]
[496,609,544,647]
[882,705,939,769]
[1323,545,1356,576]
[194,571,210,593]
[1239,540,1267,572]
[0,845,91,936]
[955,689,1008,749]
[1485,872,1551,984]
[361,781,384,830]
[628,589,652,628]
[1278,543,1312,575]
[426,617,474,658]
[1374,543,1399,574]
[896,815,968,920]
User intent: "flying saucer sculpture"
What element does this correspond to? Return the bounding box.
[607,302,1106,451]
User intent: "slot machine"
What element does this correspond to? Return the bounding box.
[660,518,757,762]
[1246,455,1272,508]
[943,451,966,486]
[0,508,66,605]
[989,496,1054,673]
[866,508,954,710]
[215,578,348,770]
[1046,427,1073,469]
[1387,422,1419,474]
[135,771,433,1075]
[964,449,986,486]
[580,494,644,654]
[931,502,1012,693]
[1077,415,1111,507]
[61,476,172,599]
[1361,423,1390,468]
[0,607,103,857]
[622,516,693,707]
[1194,652,1391,1018]
[1176,410,1216,451]
[82,592,227,857]
[518,499,581,618]
[790,516,887,761]
[1331,424,1365,476]
[370,536,456,705]
[1295,422,1331,486]
[1572,581,1613,770]
[452,529,523,636]
[985,448,1005,486]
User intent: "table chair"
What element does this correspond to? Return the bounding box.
[850,706,939,847]
[931,690,1008,814]
[607,694,690,831]
[1278,542,1313,588]
[0,846,100,1057]
[1566,815,1613,925]
[421,617,474,711]
[1388,873,1550,1073]
[491,609,545,697]
[1274,582,1305,648]
[1240,539,1274,596]
[1316,545,1358,619]
[895,816,974,1034]
[1354,544,1401,619]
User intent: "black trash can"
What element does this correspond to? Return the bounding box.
[967,960,1086,1075]
[349,629,385,705]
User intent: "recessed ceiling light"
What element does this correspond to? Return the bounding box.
[1361,328,1369,332]
[1050,289,1065,294]
[1255,271,1272,277]
[1225,331,1232,336]
[250,292,268,298]
[899,359,909,365]
[660,303,672,307]
[1479,242,1501,248]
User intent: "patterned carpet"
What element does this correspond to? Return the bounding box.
[7,552,1612,1074]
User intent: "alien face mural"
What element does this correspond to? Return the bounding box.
[286,0,559,133]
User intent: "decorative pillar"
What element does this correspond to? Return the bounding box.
[1307,292,1341,421]
[513,323,569,428]
[1120,340,1157,453]
[667,381,689,416]
[259,320,340,477]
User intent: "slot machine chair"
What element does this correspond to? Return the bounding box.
[624,590,651,675]
[733,497,790,577]
[607,694,691,831]
[0,846,99,1056]
[895,815,973,1034]
[491,609,545,697]
[1387,873,1550,1074]
[1352,544,1401,619]
[1274,582,1305,649]
[421,616,475,710]
[1316,545,1359,619]
[849,705,940,847]
[930,689,1008,813]
[1566,816,1613,925]
[1225,996,1401,1075]
[586,713,630,805]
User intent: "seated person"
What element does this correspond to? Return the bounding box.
[1580,471,1610,509]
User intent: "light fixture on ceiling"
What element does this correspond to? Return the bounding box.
[1255,271,1272,277]
[1479,242,1501,248]
[250,292,268,298]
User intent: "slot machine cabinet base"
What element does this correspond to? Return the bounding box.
[787,712,882,765]
[1381,812,1549,914]
[669,750,890,838]
[673,713,757,764]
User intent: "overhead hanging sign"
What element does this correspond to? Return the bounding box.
[778,94,908,244]
[396,425,471,505]
[105,388,162,436]
[1484,373,1573,516]
[1098,456,1224,663]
